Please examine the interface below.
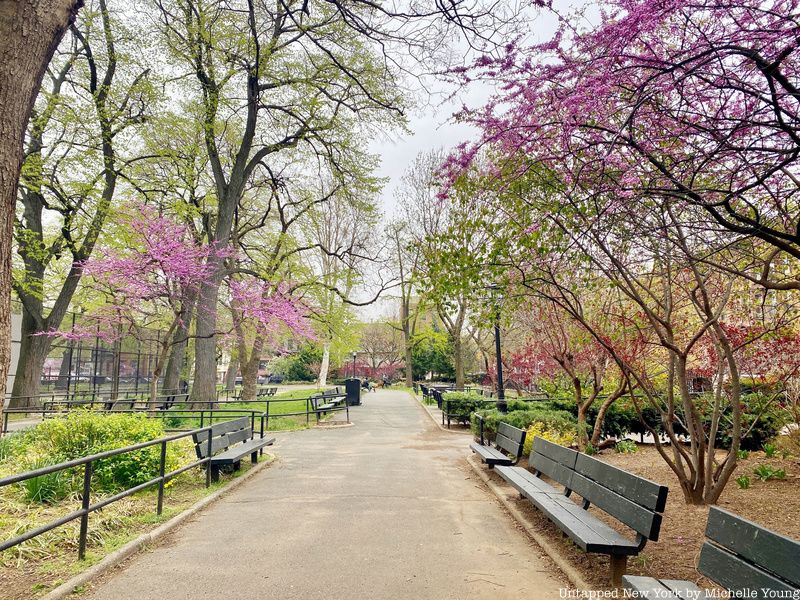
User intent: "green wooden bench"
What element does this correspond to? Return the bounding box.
[496,437,668,586]
[470,418,526,468]
[192,417,275,483]
[624,507,800,599]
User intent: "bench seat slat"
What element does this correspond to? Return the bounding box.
[660,580,705,598]
[470,443,514,466]
[623,577,703,599]
[495,465,567,498]
[530,493,640,555]
[699,541,797,596]
[705,507,800,587]
[210,437,276,464]
[623,576,675,598]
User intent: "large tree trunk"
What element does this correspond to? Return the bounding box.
[162,289,195,394]
[224,357,238,393]
[162,335,187,394]
[453,335,464,389]
[0,0,83,428]
[9,310,52,407]
[189,276,221,407]
[318,341,331,387]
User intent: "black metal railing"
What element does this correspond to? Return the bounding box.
[0,426,215,559]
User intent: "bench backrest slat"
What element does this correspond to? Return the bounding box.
[698,541,797,596]
[495,423,525,458]
[568,472,662,540]
[193,417,252,458]
[530,438,578,489]
[701,507,800,589]
[574,453,668,512]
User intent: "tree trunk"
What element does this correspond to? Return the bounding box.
[318,341,331,387]
[404,340,413,388]
[240,355,258,402]
[224,357,238,393]
[56,347,72,389]
[162,335,187,394]
[162,293,194,394]
[0,0,83,429]
[9,311,52,407]
[189,275,220,407]
[453,335,464,389]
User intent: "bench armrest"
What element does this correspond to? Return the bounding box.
[475,414,485,445]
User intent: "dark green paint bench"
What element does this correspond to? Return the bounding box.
[496,437,668,586]
[192,417,275,483]
[624,507,800,599]
[470,419,526,468]
[310,390,347,422]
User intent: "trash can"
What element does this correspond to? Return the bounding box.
[345,378,362,406]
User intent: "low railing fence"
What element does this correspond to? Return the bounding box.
[2,393,352,434]
[0,426,217,560]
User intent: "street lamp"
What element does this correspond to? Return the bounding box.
[352,351,357,380]
[487,284,507,413]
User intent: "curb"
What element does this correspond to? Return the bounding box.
[42,456,275,600]
[412,392,469,434]
[467,454,592,590]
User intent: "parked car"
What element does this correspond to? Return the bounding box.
[267,374,284,384]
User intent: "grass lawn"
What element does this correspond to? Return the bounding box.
[161,387,335,431]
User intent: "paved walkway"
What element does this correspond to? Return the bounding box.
[87,390,564,600]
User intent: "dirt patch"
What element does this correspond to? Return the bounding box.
[485,444,800,589]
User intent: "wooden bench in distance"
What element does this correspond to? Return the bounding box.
[192,417,275,483]
[624,506,800,599]
[470,421,526,468]
[309,392,347,422]
[496,437,668,587]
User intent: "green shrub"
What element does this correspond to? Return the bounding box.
[538,396,640,440]
[615,440,638,454]
[737,449,750,460]
[522,422,576,455]
[6,412,187,495]
[471,406,576,441]
[735,475,751,490]
[696,393,789,451]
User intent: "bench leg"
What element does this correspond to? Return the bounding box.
[251,451,258,464]
[609,555,627,588]
[234,460,241,472]
[210,465,220,484]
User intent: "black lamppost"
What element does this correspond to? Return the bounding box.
[352,351,357,379]
[488,284,507,413]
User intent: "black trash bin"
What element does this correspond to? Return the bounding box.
[345,378,362,406]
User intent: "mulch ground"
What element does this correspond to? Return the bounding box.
[483,443,800,590]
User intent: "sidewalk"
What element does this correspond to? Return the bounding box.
[86,390,565,600]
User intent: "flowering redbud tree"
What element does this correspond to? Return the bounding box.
[52,204,227,405]
[229,277,313,401]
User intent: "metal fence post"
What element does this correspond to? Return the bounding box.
[78,461,93,560]
[157,440,167,515]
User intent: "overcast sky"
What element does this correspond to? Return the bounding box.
[357,5,566,321]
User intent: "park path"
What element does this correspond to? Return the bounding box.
[86,390,565,600]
